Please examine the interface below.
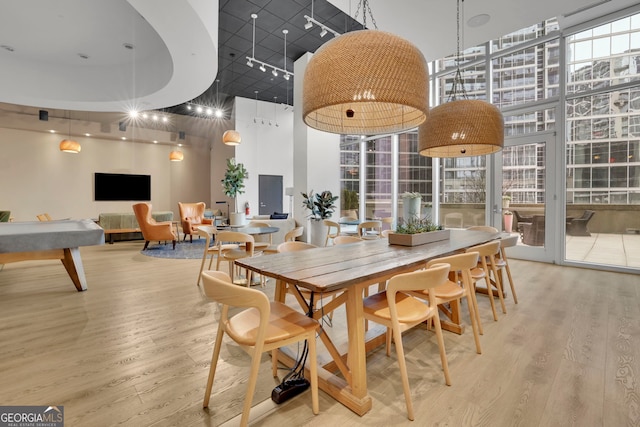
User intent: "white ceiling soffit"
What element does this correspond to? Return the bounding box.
[328,0,638,62]
[0,0,218,112]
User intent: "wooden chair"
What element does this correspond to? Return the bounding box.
[246,221,272,250]
[362,263,451,420]
[263,226,304,254]
[195,225,239,286]
[200,270,319,426]
[466,240,506,321]
[278,241,342,319]
[333,235,363,245]
[36,213,53,221]
[215,231,261,286]
[496,234,519,305]
[132,203,177,250]
[414,252,483,351]
[357,220,382,240]
[467,225,499,233]
[323,219,340,246]
[381,229,392,238]
[178,202,213,242]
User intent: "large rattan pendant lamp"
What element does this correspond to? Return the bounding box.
[303,0,429,135]
[419,0,503,158]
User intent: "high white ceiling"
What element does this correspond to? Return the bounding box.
[0,0,637,113]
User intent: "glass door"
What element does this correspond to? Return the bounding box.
[493,131,557,262]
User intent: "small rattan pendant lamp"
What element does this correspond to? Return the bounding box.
[419,0,503,158]
[303,0,429,135]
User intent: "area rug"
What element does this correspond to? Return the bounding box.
[140,238,209,259]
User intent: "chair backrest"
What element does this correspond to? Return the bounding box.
[201,270,270,326]
[284,226,304,242]
[36,213,52,221]
[582,210,595,220]
[386,263,451,304]
[357,220,382,239]
[277,241,317,252]
[216,231,255,254]
[197,225,218,247]
[247,221,272,244]
[333,235,363,245]
[427,251,479,272]
[323,220,340,245]
[178,202,206,231]
[466,240,501,258]
[381,229,392,238]
[339,216,357,223]
[132,203,154,231]
[467,225,499,233]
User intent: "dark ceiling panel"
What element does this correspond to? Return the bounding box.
[169,0,360,115]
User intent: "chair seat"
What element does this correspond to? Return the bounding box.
[227,301,319,346]
[434,280,465,300]
[224,249,263,261]
[363,291,435,324]
[470,267,486,279]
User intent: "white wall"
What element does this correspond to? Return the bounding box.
[0,124,212,222]
[234,96,294,215]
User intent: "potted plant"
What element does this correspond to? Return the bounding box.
[502,195,511,209]
[221,158,249,226]
[402,191,422,222]
[388,216,450,246]
[503,210,513,233]
[302,190,338,246]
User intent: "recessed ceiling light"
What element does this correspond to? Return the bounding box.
[85,133,91,137]
[153,140,158,144]
[121,137,126,140]
[467,14,490,28]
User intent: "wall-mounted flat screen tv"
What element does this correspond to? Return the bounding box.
[94,172,151,201]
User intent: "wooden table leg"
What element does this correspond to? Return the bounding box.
[344,283,372,412]
[60,247,88,291]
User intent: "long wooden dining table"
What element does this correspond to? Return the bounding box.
[235,229,498,416]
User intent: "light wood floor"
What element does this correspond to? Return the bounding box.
[1,240,639,426]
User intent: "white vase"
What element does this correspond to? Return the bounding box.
[309,219,327,247]
[229,212,245,226]
[402,196,421,222]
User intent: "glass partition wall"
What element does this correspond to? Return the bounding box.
[339,8,640,271]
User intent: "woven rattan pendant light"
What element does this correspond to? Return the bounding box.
[303,1,429,135]
[222,130,241,146]
[419,0,503,158]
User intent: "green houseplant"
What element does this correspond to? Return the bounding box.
[389,215,449,246]
[302,190,338,247]
[301,190,338,221]
[221,158,249,224]
[341,189,358,217]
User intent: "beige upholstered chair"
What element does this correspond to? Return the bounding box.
[132,203,177,250]
[466,240,506,321]
[215,231,261,286]
[357,220,382,240]
[323,219,340,246]
[200,270,319,426]
[195,225,239,286]
[362,263,452,420]
[178,202,213,242]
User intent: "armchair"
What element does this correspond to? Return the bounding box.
[567,210,595,236]
[522,215,545,246]
[178,202,213,242]
[132,203,177,250]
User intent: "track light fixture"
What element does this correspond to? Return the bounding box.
[245,13,294,80]
[320,27,328,37]
[304,19,313,30]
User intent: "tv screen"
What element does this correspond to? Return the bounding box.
[94,173,151,201]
